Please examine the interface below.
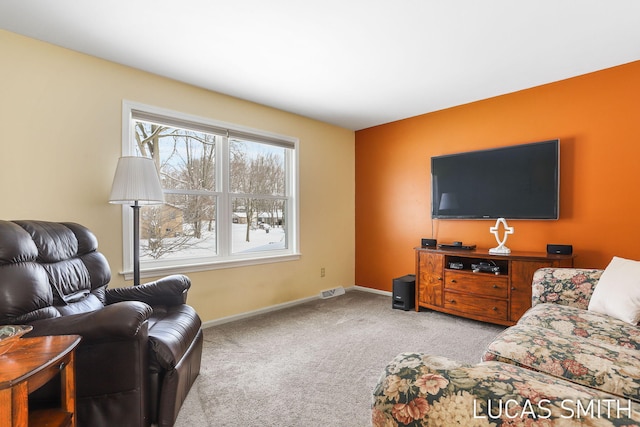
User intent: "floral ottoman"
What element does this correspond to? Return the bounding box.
[372,353,640,426]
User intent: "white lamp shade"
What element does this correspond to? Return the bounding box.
[109,156,165,205]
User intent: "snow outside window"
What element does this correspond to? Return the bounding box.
[118,101,300,278]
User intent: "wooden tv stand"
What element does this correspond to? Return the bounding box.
[415,247,574,325]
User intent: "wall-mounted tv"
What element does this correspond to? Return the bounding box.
[431,139,559,220]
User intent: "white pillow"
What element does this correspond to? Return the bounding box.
[588,256,640,324]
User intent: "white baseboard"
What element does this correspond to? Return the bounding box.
[202,294,318,328]
[353,285,392,297]
[201,285,391,328]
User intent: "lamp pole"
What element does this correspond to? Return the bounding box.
[133,200,141,286]
[109,156,164,288]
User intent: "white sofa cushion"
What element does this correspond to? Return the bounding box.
[588,256,640,324]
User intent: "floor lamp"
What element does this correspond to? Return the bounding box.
[109,156,164,286]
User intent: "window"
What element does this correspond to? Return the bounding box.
[120,101,299,277]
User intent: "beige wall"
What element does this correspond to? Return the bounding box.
[0,30,355,322]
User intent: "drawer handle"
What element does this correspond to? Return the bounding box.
[450,279,457,283]
[59,362,66,371]
[438,277,443,281]
[449,299,456,304]
[492,284,498,288]
[511,287,516,290]
[492,307,498,311]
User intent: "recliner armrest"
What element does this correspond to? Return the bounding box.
[106,274,191,307]
[26,300,152,340]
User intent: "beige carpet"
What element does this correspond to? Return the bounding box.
[174,289,505,426]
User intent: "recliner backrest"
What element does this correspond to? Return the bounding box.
[0,220,111,324]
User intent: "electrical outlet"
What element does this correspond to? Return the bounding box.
[320,267,326,277]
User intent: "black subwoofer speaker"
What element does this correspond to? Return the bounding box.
[392,274,416,311]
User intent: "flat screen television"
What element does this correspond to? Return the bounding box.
[431,139,559,219]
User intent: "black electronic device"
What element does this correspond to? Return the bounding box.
[431,139,559,219]
[547,244,573,255]
[437,243,476,250]
[421,238,437,248]
[392,274,416,311]
[471,261,501,275]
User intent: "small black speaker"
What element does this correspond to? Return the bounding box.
[392,274,416,311]
[421,238,437,248]
[547,244,573,255]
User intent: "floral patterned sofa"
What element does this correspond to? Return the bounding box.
[372,267,640,426]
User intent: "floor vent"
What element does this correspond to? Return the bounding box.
[320,287,345,299]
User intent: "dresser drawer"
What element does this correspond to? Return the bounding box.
[443,291,508,321]
[444,271,508,298]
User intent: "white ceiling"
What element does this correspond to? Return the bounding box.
[2,1,639,130]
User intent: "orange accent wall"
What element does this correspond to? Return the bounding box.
[355,60,640,292]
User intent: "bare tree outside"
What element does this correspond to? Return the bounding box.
[135,120,217,259]
[229,139,286,246]
[134,120,287,261]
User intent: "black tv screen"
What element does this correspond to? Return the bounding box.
[431,140,559,219]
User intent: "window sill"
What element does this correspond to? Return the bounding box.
[119,253,302,281]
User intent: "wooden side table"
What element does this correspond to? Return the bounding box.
[0,335,82,427]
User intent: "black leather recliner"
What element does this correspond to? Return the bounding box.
[0,220,203,427]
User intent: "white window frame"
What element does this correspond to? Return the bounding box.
[119,100,300,279]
